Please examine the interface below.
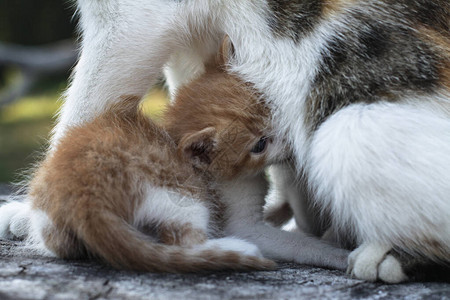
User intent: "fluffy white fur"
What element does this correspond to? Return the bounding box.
[133,186,268,258]
[0,0,448,282]
[308,101,450,254]
[308,100,450,280]
[0,201,30,240]
[134,186,211,234]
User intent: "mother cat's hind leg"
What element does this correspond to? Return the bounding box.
[347,242,408,283]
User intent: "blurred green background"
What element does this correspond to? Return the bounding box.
[0,0,168,184]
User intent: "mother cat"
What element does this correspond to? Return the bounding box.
[5,0,450,282]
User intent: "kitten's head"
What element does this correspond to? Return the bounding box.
[177,113,286,180]
[165,36,287,180]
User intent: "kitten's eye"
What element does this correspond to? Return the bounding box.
[251,136,267,154]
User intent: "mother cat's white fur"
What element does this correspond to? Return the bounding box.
[1,0,449,282]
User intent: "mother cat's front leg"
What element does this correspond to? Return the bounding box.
[220,174,350,271]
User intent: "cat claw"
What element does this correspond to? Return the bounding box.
[347,242,407,283]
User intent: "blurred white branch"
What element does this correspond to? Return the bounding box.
[0,40,79,107]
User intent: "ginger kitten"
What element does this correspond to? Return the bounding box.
[21,50,282,273]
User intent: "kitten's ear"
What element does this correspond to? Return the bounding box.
[217,35,236,69]
[179,127,217,168]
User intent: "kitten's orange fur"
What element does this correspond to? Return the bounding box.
[165,65,272,180]
[27,47,281,272]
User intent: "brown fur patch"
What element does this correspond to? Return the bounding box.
[399,236,450,263]
[415,26,450,93]
[419,238,449,262]
[159,223,207,247]
[321,0,356,18]
[264,202,293,227]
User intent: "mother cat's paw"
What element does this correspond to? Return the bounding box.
[347,242,408,283]
[378,254,408,283]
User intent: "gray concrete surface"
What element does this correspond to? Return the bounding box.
[0,191,449,300]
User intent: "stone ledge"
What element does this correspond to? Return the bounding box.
[0,193,449,300]
[1,242,449,299]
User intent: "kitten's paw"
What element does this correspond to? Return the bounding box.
[347,243,392,282]
[0,201,30,240]
[203,237,264,258]
[378,254,408,283]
